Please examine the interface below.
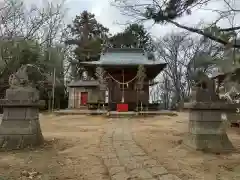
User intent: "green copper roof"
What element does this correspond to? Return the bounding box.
[80,48,165,66]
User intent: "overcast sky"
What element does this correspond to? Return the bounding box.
[23,0,240,38]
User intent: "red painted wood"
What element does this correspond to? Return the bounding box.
[117,104,128,112]
[81,92,88,105]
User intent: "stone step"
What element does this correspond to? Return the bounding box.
[78,106,88,110]
[106,111,137,118]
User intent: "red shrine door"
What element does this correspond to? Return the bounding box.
[81,92,88,105]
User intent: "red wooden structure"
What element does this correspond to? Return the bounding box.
[117,103,128,112]
[81,92,88,105]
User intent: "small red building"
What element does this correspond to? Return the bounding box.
[81,48,167,111]
[68,80,105,109]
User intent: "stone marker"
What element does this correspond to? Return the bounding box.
[0,65,44,150]
[184,74,235,153]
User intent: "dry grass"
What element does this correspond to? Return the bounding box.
[0,113,239,180]
[0,115,109,180]
[132,113,240,180]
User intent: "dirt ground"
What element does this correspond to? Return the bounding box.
[0,113,240,180]
[132,113,240,180]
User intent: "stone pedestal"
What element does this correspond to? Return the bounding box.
[184,102,236,153]
[0,87,44,150]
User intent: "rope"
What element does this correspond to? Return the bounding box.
[107,72,138,85]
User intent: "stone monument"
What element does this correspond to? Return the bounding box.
[0,65,44,150]
[184,74,236,153]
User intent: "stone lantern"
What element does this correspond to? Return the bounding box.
[184,75,236,153]
[0,65,45,150]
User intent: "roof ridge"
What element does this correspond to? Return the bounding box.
[103,48,144,54]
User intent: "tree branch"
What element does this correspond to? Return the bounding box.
[219,26,240,32]
[168,20,240,48]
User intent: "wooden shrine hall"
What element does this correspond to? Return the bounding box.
[81,48,167,111]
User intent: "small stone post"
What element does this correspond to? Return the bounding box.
[0,87,44,150]
[184,76,235,153]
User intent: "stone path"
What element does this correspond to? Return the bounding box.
[100,119,181,180]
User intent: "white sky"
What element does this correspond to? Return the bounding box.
[20,0,240,38]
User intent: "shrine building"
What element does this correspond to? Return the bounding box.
[81,48,167,111]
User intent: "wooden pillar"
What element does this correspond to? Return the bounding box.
[121,69,125,103]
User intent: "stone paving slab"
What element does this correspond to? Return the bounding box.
[146,166,168,176]
[111,172,130,180]
[158,174,182,180]
[129,168,153,179]
[99,118,182,180]
[108,166,125,176]
[121,157,143,170]
[116,149,132,158]
[142,159,159,167]
[103,157,121,167]
[134,155,150,162]
[88,165,107,174]
[128,147,146,155]
[102,153,117,159]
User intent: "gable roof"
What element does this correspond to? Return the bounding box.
[80,48,166,66]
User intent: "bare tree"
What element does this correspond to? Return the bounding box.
[186,37,223,87]
[154,31,223,108]
[0,0,68,99]
[0,0,66,41]
[160,74,171,109]
[113,0,240,48]
[150,73,172,109]
[155,32,191,107]
[0,0,67,71]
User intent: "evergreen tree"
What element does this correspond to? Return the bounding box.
[109,24,154,51]
[66,11,109,79]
